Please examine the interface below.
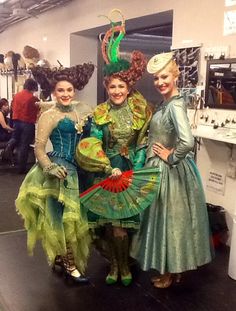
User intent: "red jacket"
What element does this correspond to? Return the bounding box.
[12,89,39,124]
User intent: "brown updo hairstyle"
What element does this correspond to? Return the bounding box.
[31,63,95,96]
[50,69,77,91]
[103,50,147,90]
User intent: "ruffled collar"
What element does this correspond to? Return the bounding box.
[93,90,148,130]
[108,99,128,109]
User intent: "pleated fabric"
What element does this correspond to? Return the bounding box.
[131,96,212,274]
[15,156,91,273]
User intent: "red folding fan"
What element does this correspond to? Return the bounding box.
[79,167,161,219]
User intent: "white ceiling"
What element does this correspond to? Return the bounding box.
[0,0,73,33]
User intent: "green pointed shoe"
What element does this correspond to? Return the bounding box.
[106,273,118,285]
[121,273,132,286]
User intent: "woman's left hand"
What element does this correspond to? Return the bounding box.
[153,142,174,162]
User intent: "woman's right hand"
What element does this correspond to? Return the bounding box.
[47,164,68,179]
[110,167,122,179]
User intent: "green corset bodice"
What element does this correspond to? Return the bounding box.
[108,103,135,151]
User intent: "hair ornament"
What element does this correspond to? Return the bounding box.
[101,9,131,76]
[101,9,127,68]
[147,52,174,74]
[101,9,147,86]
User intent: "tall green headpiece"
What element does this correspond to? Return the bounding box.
[101,9,130,76]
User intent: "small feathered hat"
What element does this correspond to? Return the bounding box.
[147,52,173,74]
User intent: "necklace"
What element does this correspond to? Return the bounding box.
[56,102,74,113]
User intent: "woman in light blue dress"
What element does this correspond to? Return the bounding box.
[131,52,212,288]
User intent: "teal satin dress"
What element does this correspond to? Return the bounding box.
[131,96,212,274]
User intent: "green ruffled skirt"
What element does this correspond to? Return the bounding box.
[15,156,91,273]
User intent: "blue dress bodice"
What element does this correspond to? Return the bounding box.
[49,117,77,163]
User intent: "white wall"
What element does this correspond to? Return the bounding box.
[0,0,234,103]
[0,1,233,65]
[70,34,98,105]
[0,0,234,102]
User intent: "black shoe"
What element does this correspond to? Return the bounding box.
[64,268,89,284]
[74,275,89,284]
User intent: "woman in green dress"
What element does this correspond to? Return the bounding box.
[76,10,152,286]
[15,64,94,283]
[131,52,212,288]
[82,76,151,287]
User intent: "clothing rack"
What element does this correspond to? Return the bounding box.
[0,69,32,76]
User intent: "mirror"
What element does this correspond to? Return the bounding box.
[205,58,236,109]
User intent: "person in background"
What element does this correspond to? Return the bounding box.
[15,64,94,283]
[4,78,39,173]
[131,52,212,288]
[0,98,14,142]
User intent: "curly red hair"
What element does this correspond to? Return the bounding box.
[103,50,147,89]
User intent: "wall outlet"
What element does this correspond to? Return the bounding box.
[204,46,230,59]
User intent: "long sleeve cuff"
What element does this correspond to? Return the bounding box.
[167,153,180,166]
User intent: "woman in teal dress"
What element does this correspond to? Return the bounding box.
[15,64,94,283]
[131,52,212,288]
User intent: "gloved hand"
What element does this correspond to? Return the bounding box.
[43,163,67,179]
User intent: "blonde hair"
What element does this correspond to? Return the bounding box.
[165,60,180,78]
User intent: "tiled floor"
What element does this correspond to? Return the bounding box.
[0,164,236,311]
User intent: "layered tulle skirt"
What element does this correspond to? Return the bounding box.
[15,156,91,273]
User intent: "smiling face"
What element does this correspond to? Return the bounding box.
[53,80,75,106]
[106,77,129,106]
[153,63,179,100]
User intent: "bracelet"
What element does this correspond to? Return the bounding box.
[43,163,58,173]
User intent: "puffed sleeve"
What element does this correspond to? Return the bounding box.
[133,146,146,170]
[90,119,104,141]
[167,100,194,165]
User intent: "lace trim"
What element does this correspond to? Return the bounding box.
[55,102,74,113]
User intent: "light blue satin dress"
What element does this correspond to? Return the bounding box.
[131,95,212,274]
